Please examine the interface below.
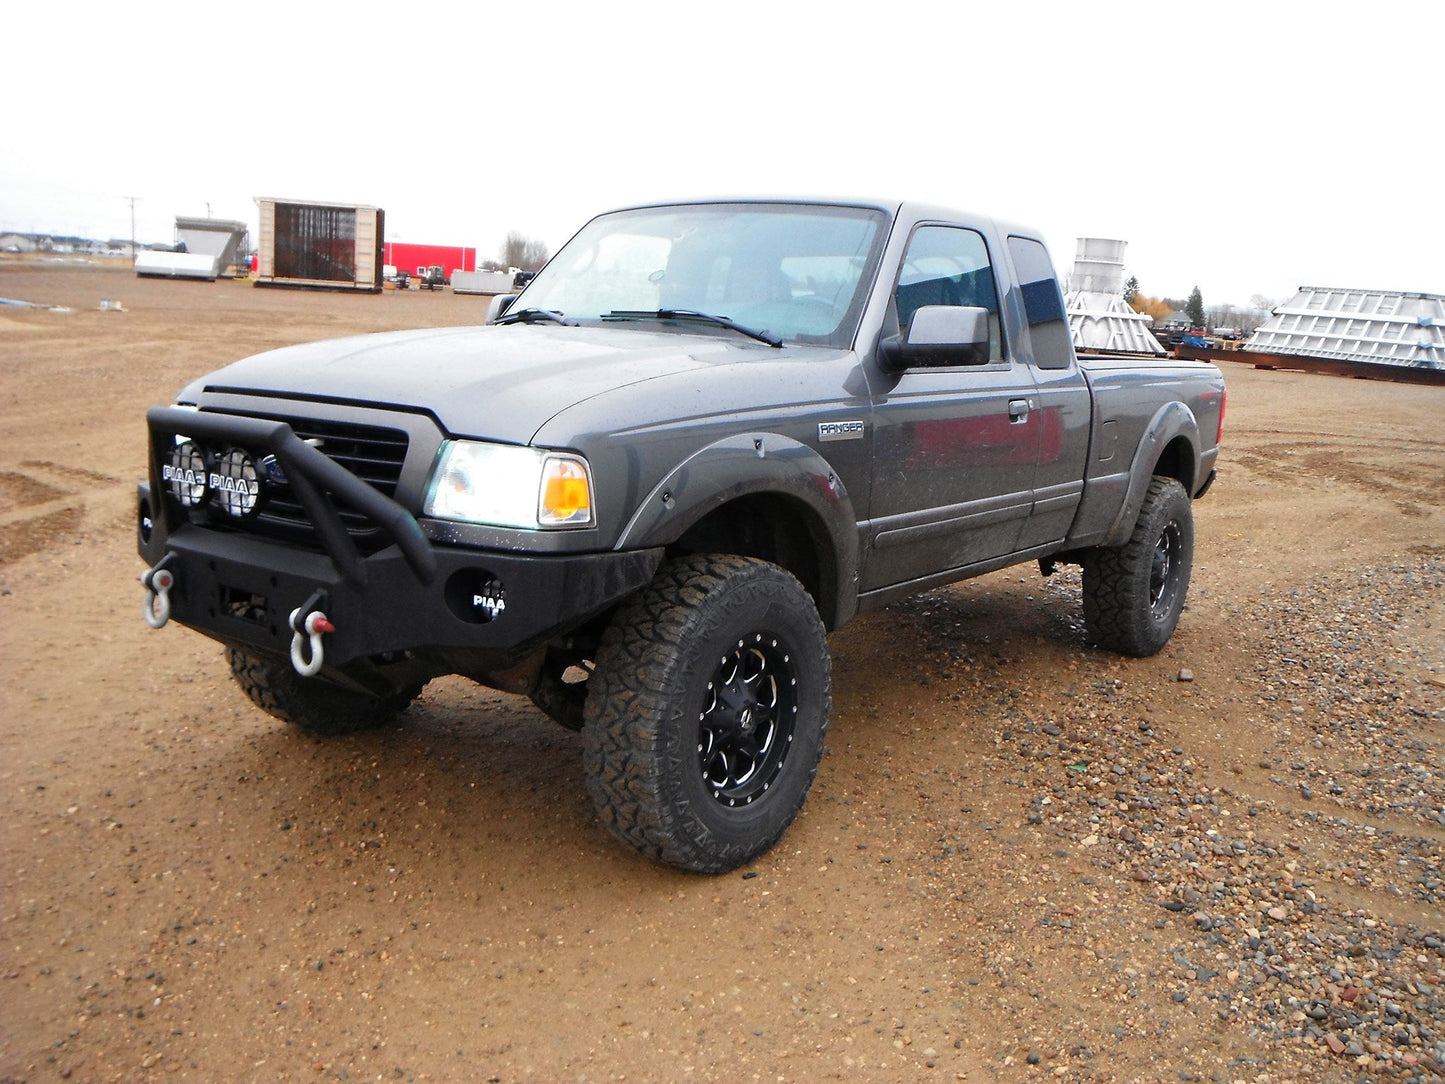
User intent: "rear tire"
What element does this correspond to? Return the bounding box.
[582,555,831,873]
[227,648,421,736]
[1082,477,1194,657]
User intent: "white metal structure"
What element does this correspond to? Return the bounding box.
[1246,287,1445,370]
[176,217,248,275]
[1064,237,1165,355]
[451,270,515,295]
[134,250,224,280]
[134,218,248,281]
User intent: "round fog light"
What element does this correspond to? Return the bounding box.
[213,448,261,518]
[163,441,208,507]
[445,569,507,624]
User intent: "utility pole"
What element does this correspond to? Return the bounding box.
[124,195,140,265]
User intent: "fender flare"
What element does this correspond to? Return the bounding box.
[615,433,859,628]
[1100,401,1200,547]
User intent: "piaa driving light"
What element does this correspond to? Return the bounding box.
[424,441,595,529]
[212,448,261,518]
[163,440,209,507]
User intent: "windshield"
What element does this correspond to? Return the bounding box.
[514,203,888,348]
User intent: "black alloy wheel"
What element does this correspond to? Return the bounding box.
[1150,520,1184,615]
[698,632,797,808]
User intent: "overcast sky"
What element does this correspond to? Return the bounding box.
[5,1,1439,308]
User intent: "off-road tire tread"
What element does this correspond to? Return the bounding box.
[227,648,420,736]
[581,554,831,873]
[1081,476,1193,657]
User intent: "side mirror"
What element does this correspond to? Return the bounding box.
[486,294,519,324]
[879,305,990,371]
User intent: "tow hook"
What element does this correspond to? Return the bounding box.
[289,592,335,678]
[140,555,176,629]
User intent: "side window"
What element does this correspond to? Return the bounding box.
[895,225,1002,363]
[1006,235,1072,371]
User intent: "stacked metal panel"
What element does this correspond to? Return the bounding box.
[134,250,224,281]
[1246,287,1445,370]
[1064,238,1165,356]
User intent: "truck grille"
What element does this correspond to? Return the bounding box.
[209,411,411,552]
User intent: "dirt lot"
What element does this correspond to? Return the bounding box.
[1,261,1442,1084]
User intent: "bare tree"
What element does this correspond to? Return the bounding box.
[1205,303,1237,328]
[501,231,550,272]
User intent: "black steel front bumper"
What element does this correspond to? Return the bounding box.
[138,406,662,671]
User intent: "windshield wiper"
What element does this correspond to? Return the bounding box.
[496,307,574,326]
[604,309,783,349]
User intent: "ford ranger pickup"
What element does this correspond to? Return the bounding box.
[138,198,1225,872]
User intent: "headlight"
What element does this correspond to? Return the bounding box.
[424,441,595,529]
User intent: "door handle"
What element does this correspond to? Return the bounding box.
[1008,398,1033,423]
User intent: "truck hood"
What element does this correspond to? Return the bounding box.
[185,323,817,444]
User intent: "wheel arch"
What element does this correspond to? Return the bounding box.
[614,433,858,629]
[1100,402,1201,548]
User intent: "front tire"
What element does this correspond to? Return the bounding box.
[227,648,421,736]
[582,555,832,873]
[1082,477,1194,657]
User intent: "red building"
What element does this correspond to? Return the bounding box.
[382,242,477,278]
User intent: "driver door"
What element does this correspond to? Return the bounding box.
[863,224,1041,591]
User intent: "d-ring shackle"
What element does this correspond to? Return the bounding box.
[141,557,176,629]
[288,602,335,678]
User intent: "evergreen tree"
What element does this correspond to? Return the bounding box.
[1186,286,1205,329]
[1123,275,1139,306]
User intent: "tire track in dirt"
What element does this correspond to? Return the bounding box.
[0,460,126,564]
[1228,433,1443,514]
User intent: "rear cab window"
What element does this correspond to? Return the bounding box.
[1006,235,1073,371]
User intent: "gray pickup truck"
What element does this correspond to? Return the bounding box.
[138,198,1224,872]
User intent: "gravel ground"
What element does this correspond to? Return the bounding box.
[965,560,1444,1081]
[850,550,1445,1083]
